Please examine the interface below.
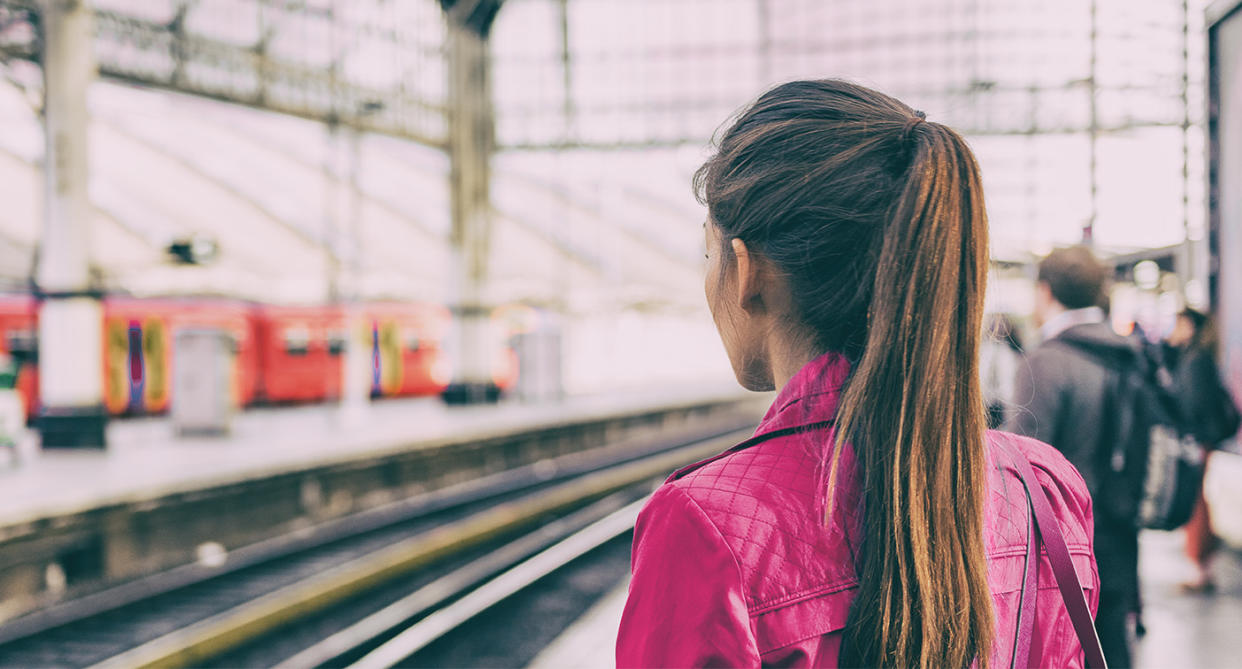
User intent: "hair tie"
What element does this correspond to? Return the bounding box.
[901,111,926,142]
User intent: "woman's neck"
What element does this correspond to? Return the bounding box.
[769,333,820,391]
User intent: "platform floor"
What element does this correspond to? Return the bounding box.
[529,575,629,669]
[0,384,752,528]
[1132,531,1242,668]
[533,532,1242,668]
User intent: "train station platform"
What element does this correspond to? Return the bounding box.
[0,386,767,625]
[531,531,1242,669]
[0,386,756,528]
[1133,530,1242,668]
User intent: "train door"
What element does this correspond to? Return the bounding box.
[126,321,144,412]
[371,317,404,397]
[104,314,170,415]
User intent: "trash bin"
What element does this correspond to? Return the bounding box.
[172,328,235,436]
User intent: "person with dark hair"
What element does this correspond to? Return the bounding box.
[1006,244,1137,667]
[1166,307,1241,593]
[616,80,1099,668]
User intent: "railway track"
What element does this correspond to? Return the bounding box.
[223,495,641,669]
[0,422,751,668]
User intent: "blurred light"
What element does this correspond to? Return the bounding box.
[1157,291,1183,336]
[494,303,540,335]
[1185,279,1208,309]
[44,563,66,595]
[191,236,218,262]
[430,356,453,386]
[196,541,228,568]
[1134,260,1161,291]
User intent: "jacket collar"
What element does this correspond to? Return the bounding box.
[670,350,854,481]
[667,350,850,482]
[753,351,851,439]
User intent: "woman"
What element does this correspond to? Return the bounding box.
[1167,308,1240,593]
[616,80,1099,668]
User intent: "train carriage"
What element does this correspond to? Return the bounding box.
[253,304,347,404]
[0,294,514,421]
[0,294,39,420]
[363,302,455,398]
[101,297,259,415]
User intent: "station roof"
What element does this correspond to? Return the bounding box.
[0,79,706,313]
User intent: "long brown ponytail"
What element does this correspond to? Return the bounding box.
[696,80,993,668]
[833,113,992,668]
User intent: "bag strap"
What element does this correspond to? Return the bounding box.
[1004,440,1109,669]
[667,420,835,481]
[1054,337,1139,473]
[1011,488,1038,668]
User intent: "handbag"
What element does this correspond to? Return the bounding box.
[1061,337,1206,531]
[1001,439,1109,669]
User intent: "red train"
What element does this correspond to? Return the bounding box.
[0,294,516,419]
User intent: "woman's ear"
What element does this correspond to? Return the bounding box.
[730,238,765,314]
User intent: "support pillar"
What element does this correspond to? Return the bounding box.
[441,2,502,404]
[37,0,106,448]
[340,123,373,422]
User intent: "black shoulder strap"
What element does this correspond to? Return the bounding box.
[1051,336,1139,472]
[668,419,836,481]
[1052,335,1136,374]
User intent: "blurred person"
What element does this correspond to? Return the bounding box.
[1006,245,1137,667]
[981,313,1024,428]
[617,80,1099,668]
[1165,308,1241,593]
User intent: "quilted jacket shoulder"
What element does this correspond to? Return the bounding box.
[670,423,859,616]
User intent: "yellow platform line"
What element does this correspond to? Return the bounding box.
[89,431,745,669]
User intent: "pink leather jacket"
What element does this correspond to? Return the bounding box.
[617,352,1099,668]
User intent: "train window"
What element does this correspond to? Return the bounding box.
[5,329,36,355]
[283,327,310,356]
[327,331,347,356]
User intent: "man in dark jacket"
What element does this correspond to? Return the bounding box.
[1007,245,1138,668]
